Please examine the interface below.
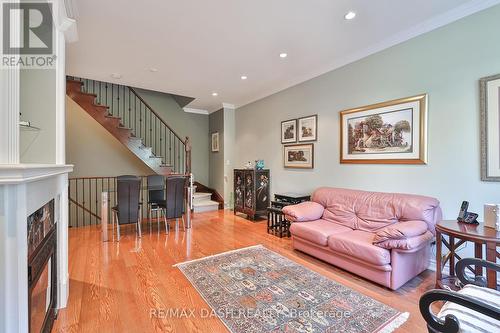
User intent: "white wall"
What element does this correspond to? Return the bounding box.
[236,6,500,224]
[20,69,57,163]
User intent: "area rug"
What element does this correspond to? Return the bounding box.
[175,245,408,333]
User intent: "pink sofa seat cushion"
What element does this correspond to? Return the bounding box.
[375,231,433,250]
[373,220,429,243]
[282,201,325,222]
[328,230,391,266]
[311,187,441,233]
[290,220,352,246]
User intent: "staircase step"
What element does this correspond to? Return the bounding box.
[105,115,120,119]
[193,199,219,213]
[193,192,212,203]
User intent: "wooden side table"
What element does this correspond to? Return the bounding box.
[436,220,500,290]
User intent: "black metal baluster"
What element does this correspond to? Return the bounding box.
[95,179,98,225]
[105,84,108,114]
[128,89,131,130]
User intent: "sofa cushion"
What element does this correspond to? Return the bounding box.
[290,219,352,246]
[373,220,429,243]
[328,230,391,266]
[438,284,500,333]
[311,187,441,233]
[282,201,325,222]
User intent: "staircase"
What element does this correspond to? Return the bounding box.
[66,77,190,175]
[193,192,220,213]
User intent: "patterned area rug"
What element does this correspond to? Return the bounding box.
[176,245,408,333]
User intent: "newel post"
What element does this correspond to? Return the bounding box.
[185,136,192,174]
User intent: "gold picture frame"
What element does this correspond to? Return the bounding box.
[340,94,428,164]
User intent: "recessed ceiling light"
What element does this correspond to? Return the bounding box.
[110,73,122,79]
[241,75,247,80]
[279,53,288,58]
[344,11,356,20]
[212,92,218,97]
[149,68,158,72]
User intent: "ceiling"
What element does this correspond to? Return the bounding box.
[66,0,498,112]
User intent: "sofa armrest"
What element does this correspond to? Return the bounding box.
[282,201,324,222]
[374,230,433,250]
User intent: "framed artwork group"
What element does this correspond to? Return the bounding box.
[281,115,317,169]
[278,72,496,179]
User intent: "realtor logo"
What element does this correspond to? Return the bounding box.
[1,0,55,68]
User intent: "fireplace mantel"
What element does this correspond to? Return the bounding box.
[0,164,73,184]
[0,165,72,333]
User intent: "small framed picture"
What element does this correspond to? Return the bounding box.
[284,143,314,169]
[281,119,297,143]
[211,132,219,152]
[298,115,318,142]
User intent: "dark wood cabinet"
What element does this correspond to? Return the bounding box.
[234,169,270,220]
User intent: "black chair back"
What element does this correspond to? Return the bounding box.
[147,175,165,203]
[116,176,141,225]
[165,175,187,219]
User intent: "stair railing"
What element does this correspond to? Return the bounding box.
[67,76,191,175]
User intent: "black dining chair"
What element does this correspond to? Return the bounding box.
[147,175,166,228]
[161,175,188,233]
[112,175,142,241]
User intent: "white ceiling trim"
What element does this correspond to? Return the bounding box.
[183,107,209,115]
[236,0,500,109]
[222,103,235,110]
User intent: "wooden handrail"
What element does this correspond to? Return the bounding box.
[128,86,186,144]
[69,198,101,221]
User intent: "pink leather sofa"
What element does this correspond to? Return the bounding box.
[283,187,442,290]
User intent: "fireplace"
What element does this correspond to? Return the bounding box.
[27,200,57,333]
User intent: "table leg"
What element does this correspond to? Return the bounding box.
[436,230,442,287]
[449,236,455,276]
[486,242,497,289]
[474,242,483,278]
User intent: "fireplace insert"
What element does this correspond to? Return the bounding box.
[27,200,57,333]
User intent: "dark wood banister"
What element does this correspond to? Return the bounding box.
[69,198,101,221]
[127,86,185,144]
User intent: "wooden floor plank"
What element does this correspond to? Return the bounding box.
[53,210,435,333]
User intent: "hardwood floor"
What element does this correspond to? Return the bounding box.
[53,210,436,333]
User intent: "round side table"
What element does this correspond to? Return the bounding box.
[435,220,500,290]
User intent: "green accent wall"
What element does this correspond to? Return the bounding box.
[235,5,500,219]
[131,89,209,184]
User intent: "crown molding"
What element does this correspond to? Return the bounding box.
[222,103,235,110]
[53,0,78,42]
[237,0,500,110]
[183,107,209,115]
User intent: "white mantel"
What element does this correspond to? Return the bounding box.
[0,164,73,333]
[0,164,74,184]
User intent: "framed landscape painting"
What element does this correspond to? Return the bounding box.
[281,119,297,143]
[480,73,500,181]
[284,143,314,169]
[298,115,318,142]
[340,94,428,164]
